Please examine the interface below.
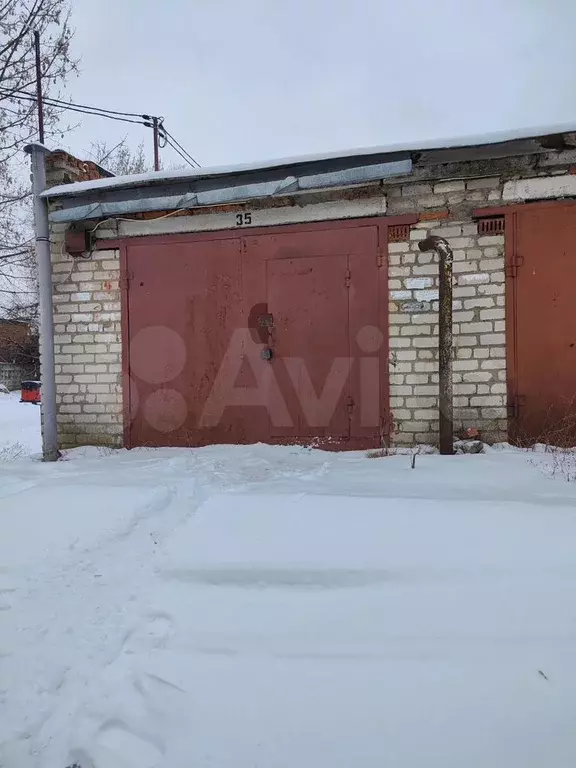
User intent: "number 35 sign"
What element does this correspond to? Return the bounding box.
[235,212,252,226]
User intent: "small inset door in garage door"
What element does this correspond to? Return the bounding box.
[509,203,576,443]
[267,255,351,441]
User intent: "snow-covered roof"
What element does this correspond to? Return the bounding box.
[42,121,576,200]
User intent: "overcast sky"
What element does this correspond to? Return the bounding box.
[64,0,576,171]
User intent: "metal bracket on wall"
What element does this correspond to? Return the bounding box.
[505,255,523,278]
[507,395,525,419]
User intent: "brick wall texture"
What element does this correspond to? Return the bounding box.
[51,237,123,447]
[45,148,575,449]
[385,177,507,444]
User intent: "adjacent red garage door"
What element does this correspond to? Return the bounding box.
[508,202,576,444]
[123,218,392,449]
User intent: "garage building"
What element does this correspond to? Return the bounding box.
[42,128,576,450]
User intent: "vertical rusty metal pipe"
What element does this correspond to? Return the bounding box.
[418,235,454,455]
[33,31,44,144]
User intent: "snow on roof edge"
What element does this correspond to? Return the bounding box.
[42,121,576,199]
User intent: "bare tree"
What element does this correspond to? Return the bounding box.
[0,0,75,315]
[89,137,150,176]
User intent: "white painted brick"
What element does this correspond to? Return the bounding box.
[480,333,506,345]
[402,421,435,432]
[478,283,504,295]
[470,395,502,407]
[459,273,490,285]
[390,290,412,300]
[480,308,505,320]
[464,298,495,309]
[477,235,505,247]
[449,237,475,249]
[479,259,503,272]
[453,336,478,347]
[454,383,477,395]
[412,337,438,349]
[454,360,479,371]
[406,374,430,384]
[405,277,434,289]
[432,226,462,238]
[395,350,417,361]
[414,409,437,420]
[409,229,428,241]
[413,385,438,396]
[392,386,414,396]
[405,396,437,408]
[389,243,410,253]
[414,289,438,302]
[414,361,436,373]
[390,266,410,277]
[453,310,475,323]
[434,180,465,193]
[463,371,492,382]
[411,313,437,325]
[453,286,476,298]
[412,265,438,276]
[466,321,494,333]
[402,183,433,196]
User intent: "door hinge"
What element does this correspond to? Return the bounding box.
[505,254,523,278]
[119,271,133,290]
[507,395,525,419]
[346,396,355,414]
[377,246,385,268]
[345,268,351,288]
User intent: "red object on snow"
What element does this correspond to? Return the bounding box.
[465,426,480,439]
[20,380,41,404]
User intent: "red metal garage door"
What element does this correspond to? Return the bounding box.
[123,218,391,449]
[508,202,576,444]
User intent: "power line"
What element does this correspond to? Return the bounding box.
[163,135,197,169]
[0,88,149,126]
[161,126,201,168]
[0,86,203,170]
[0,85,147,119]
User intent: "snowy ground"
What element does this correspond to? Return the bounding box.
[2,393,576,768]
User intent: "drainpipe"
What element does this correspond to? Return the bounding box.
[25,142,59,461]
[418,235,454,456]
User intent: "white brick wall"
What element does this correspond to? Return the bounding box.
[387,180,508,445]
[51,230,123,448]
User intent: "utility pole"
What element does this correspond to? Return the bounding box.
[418,235,454,456]
[152,116,160,171]
[25,143,58,461]
[33,31,44,144]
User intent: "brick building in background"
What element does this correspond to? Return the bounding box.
[41,129,576,449]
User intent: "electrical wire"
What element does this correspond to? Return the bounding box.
[161,126,201,168]
[0,87,203,171]
[0,88,149,126]
[163,135,197,169]
[0,85,147,119]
